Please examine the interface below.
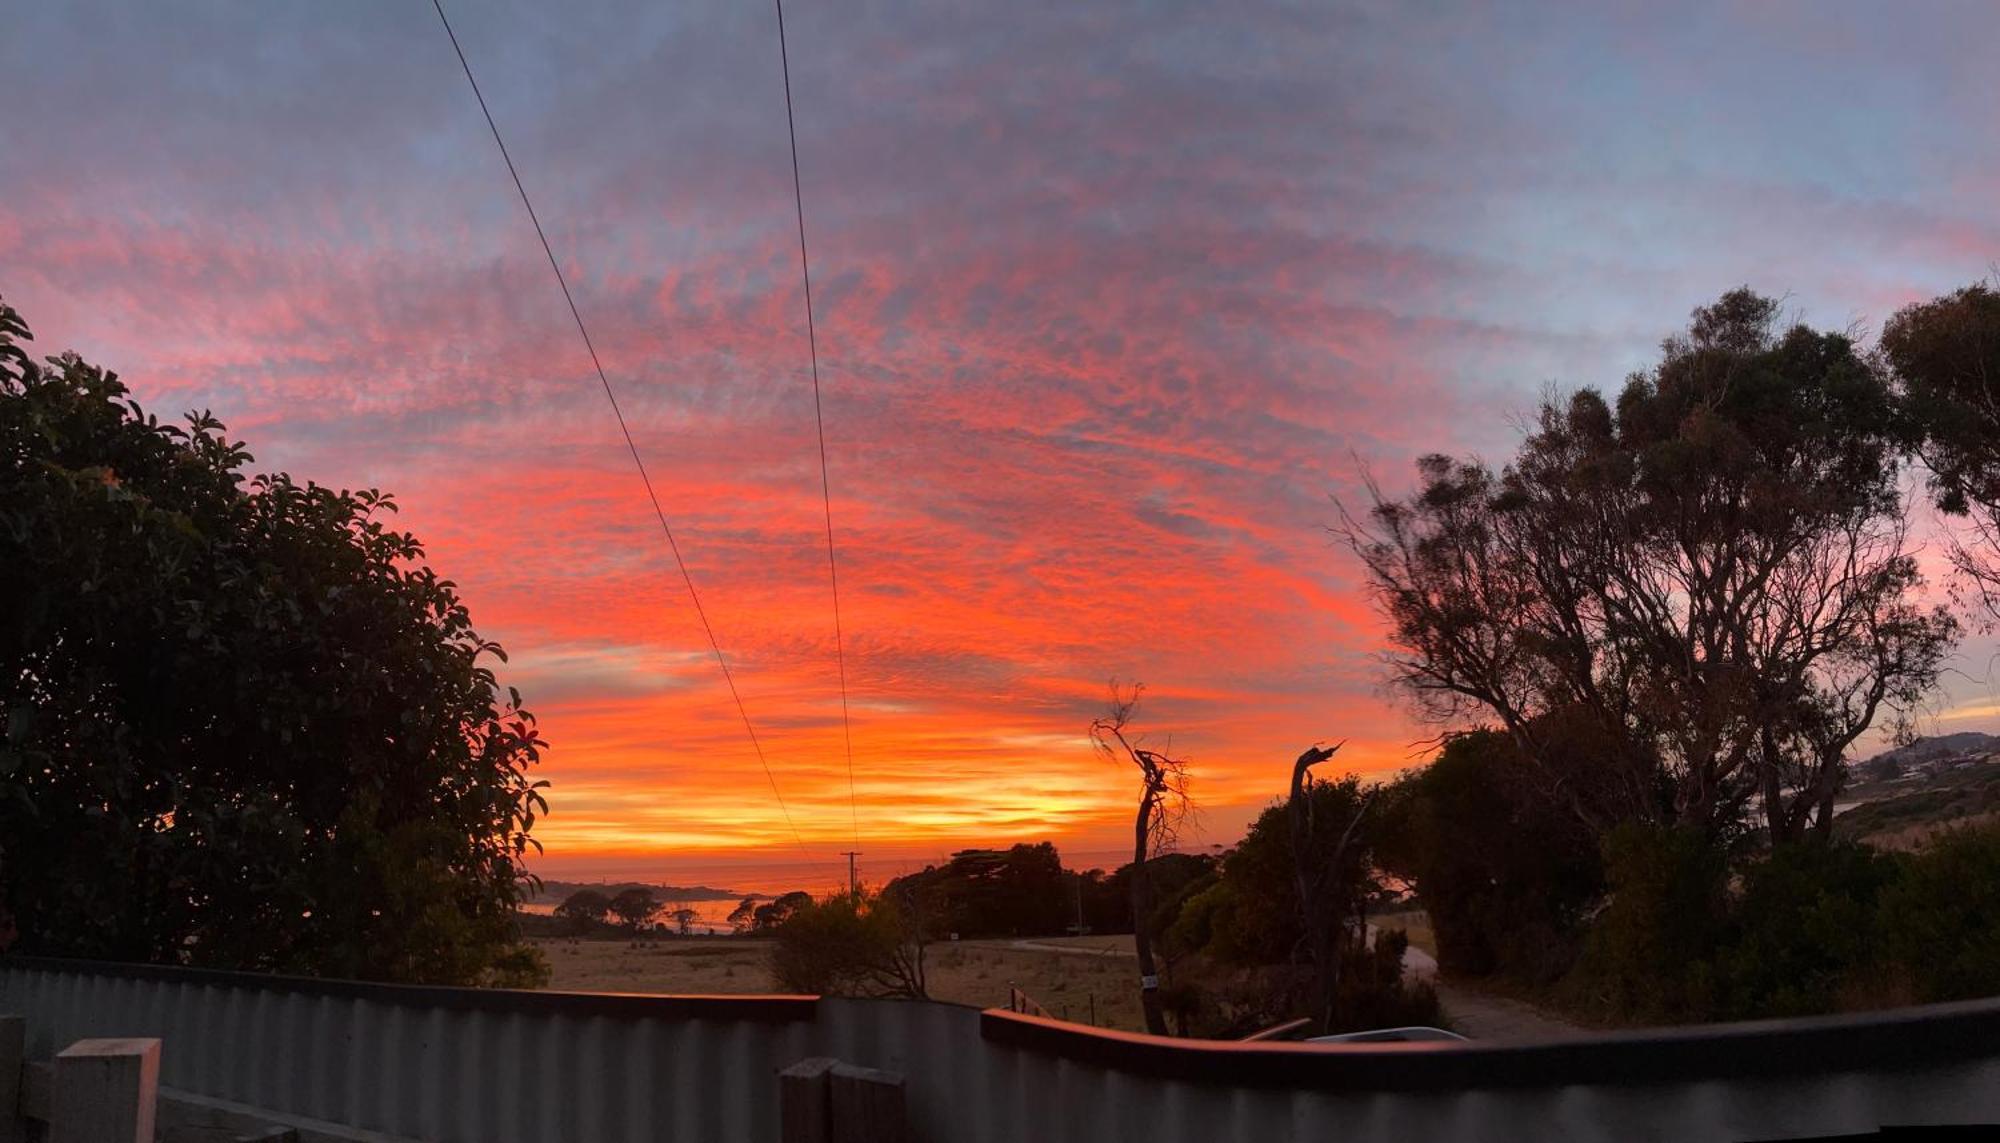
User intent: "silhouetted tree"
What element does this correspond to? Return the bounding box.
[882,842,1068,938]
[1289,744,1372,1030]
[1092,683,1190,1035]
[608,887,660,934]
[727,896,759,934]
[770,889,931,998]
[753,890,813,933]
[1340,290,1955,844]
[1373,730,1603,981]
[0,297,547,985]
[554,889,614,935]
[1883,281,2000,623]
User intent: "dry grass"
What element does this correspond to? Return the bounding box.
[1859,809,2000,853]
[536,936,773,994]
[532,935,1152,1032]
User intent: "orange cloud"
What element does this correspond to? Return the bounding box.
[10,0,2000,885]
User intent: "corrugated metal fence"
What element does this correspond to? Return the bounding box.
[7,956,2000,1141]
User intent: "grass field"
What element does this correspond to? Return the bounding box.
[533,934,1150,1031]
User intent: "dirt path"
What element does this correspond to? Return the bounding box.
[1005,938,1127,957]
[986,930,1584,1042]
[1432,980,1588,1042]
[1366,922,1584,1041]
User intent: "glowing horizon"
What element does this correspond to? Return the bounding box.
[7,2,2000,881]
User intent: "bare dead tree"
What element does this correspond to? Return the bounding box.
[1289,742,1374,1032]
[1091,681,1189,1036]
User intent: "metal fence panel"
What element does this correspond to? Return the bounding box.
[9,958,2000,1142]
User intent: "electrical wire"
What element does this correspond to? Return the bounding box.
[773,0,862,852]
[432,0,821,869]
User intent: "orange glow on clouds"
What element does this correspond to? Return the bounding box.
[8,1,2000,882]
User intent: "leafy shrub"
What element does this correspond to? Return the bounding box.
[1569,825,1729,1022]
[1878,824,2000,1002]
[0,297,547,986]
[771,891,929,998]
[1375,730,1603,984]
[1717,841,1898,1018]
[1331,928,1441,1033]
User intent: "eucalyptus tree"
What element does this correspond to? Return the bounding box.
[1341,290,1955,844]
[1883,282,2000,623]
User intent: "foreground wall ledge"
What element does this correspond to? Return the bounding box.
[0,955,818,1023]
[978,1001,2000,1092]
[13,955,2000,1094]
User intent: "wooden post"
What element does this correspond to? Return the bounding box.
[52,1038,159,1143]
[829,1063,907,1143]
[778,1057,836,1143]
[0,1014,24,1143]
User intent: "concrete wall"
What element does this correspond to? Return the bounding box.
[7,957,2000,1142]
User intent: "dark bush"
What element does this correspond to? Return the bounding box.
[1569,825,1730,1022]
[1375,730,1604,984]
[1332,928,1442,1033]
[1717,841,1899,1018]
[1878,824,2000,1003]
[0,297,547,986]
[771,892,929,998]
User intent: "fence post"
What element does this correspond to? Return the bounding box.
[779,1057,836,1143]
[1,1014,23,1143]
[829,1063,907,1143]
[52,1038,159,1143]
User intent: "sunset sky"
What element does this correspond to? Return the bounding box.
[7,2,2000,890]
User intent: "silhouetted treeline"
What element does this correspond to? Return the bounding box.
[877,843,1216,940]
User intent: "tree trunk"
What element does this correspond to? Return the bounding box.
[1761,725,1791,846]
[1810,745,1843,840]
[1289,745,1360,1034]
[1131,783,1168,1035]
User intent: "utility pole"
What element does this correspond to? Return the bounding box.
[840,851,862,897]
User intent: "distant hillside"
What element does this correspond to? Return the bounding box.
[530,880,753,904]
[1835,763,2000,850]
[1852,732,2000,777]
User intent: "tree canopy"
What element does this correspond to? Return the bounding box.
[1342,289,1955,843]
[1374,730,1603,981]
[554,889,613,935]
[881,843,1069,939]
[608,887,661,933]
[0,297,547,985]
[1883,282,2000,622]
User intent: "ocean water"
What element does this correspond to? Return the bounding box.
[524,846,1143,934]
[519,896,750,935]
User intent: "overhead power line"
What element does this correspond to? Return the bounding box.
[773,0,862,852]
[430,0,819,868]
